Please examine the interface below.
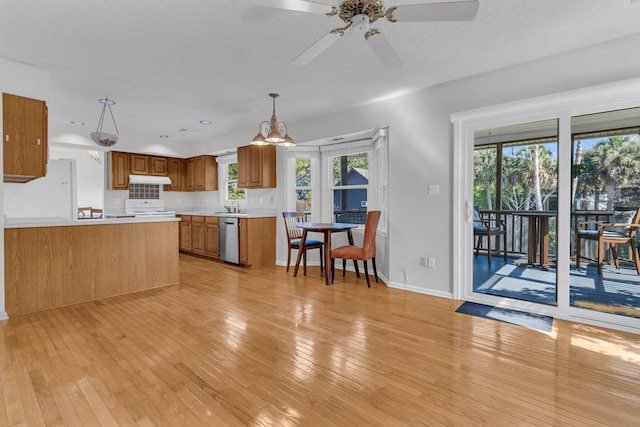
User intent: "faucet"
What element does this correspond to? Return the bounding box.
[231,201,240,213]
[224,205,232,213]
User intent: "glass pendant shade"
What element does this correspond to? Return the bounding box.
[91,98,119,147]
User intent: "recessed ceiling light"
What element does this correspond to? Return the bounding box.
[200,120,212,125]
[70,120,85,126]
[178,128,188,132]
[159,135,169,138]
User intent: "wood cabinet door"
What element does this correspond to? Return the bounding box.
[247,145,264,187]
[239,218,249,265]
[185,158,195,191]
[150,156,167,176]
[165,157,183,191]
[3,93,47,181]
[191,216,206,255]
[178,215,192,252]
[204,217,219,258]
[109,151,130,190]
[130,153,149,175]
[194,156,206,191]
[237,146,249,188]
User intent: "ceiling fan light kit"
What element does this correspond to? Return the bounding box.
[251,93,296,147]
[257,0,479,68]
[90,97,119,147]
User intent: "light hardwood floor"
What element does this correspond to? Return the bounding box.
[1,254,640,426]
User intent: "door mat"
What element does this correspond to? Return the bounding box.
[455,301,553,332]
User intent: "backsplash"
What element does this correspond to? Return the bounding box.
[129,184,160,199]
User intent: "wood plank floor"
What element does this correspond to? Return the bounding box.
[2,254,640,426]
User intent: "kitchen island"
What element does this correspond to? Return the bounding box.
[4,216,179,317]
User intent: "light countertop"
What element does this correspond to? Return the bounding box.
[174,211,276,218]
[5,216,180,229]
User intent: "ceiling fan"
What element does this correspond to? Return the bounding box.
[253,0,480,69]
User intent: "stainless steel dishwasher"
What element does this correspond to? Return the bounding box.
[219,217,239,264]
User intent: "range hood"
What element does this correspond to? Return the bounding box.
[129,174,171,185]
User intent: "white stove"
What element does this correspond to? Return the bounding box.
[124,199,175,217]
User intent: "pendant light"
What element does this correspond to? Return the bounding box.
[251,93,295,147]
[90,97,119,147]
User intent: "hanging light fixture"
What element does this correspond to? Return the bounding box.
[251,93,295,147]
[90,97,119,147]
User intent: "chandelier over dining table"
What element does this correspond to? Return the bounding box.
[251,93,295,146]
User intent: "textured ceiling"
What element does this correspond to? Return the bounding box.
[1,0,640,154]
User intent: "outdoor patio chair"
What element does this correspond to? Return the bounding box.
[473,208,507,266]
[575,208,640,275]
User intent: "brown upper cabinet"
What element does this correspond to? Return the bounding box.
[108,151,130,190]
[237,144,276,189]
[3,93,48,183]
[108,151,217,191]
[149,156,167,176]
[194,155,218,191]
[164,157,184,191]
[130,153,149,175]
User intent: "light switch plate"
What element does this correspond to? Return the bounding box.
[428,184,440,196]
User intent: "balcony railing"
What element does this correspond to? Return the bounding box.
[477,209,637,265]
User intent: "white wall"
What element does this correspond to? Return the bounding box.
[0,58,50,319]
[189,33,640,298]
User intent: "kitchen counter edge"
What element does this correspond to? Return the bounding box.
[175,212,276,218]
[5,216,180,229]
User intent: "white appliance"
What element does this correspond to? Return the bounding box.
[124,199,175,217]
[3,158,77,220]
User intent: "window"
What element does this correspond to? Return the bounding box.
[226,162,245,201]
[295,157,312,218]
[286,127,388,232]
[217,155,245,203]
[330,152,369,224]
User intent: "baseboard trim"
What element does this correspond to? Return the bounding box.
[387,281,453,299]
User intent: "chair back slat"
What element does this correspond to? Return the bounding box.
[282,212,304,240]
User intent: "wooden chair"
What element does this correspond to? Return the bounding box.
[576,207,640,275]
[331,210,381,287]
[282,211,324,275]
[473,208,507,266]
[91,208,103,219]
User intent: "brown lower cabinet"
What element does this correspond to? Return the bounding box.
[178,215,219,259]
[239,217,276,267]
[178,215,274,267]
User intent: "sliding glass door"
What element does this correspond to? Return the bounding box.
[472,120,558,306]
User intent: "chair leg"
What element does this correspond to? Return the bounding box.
[331,258,335,283]
[575,234,581,269]
[303,250,307,276]
[503,232,507,261]
[611,244,620,269]
[319,246,324,275]
[372,257,378,282]
[363,260,370,288]
[487,233,492,266]
[353,260,360,277]
[342,259,346,277]
[631,241,640,275]
[597,238,604,275]
[286,247,292,272]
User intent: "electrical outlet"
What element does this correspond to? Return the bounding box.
[427,257,436,269]
[419,256,427,267]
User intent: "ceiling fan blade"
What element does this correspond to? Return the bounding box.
[291,32,341,65]
[252,0,333,14]
[367,33,402,70]
[391,0,479,22]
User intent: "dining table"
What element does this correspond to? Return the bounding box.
[513,211,557,270]
[293,222,359,285]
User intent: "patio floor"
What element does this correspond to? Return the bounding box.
[473,254,640,319]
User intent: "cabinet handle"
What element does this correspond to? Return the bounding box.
[37,138,41,145]
[5,134,8,142]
